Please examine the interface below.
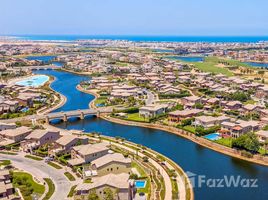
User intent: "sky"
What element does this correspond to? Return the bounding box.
[0,0,267,36]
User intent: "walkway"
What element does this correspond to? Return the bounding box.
[108,141,173,200]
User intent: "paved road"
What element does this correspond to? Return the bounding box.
[145,90,156,105]
[0,153,72,200]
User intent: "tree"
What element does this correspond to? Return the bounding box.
[232,133,260,153]
[194,103,204,109]
[88,190,100,200]
[264,139,268,155]
[180,118,193,127]
[103,187,114,200]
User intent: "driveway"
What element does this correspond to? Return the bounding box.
[145,90,156,105]
[0,153,73,200]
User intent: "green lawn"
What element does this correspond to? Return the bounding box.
[64,172,75,181]
[127,113,150,122]
[182,125,196,133]
[95,96,107,106]
[0,160,11,166]
[25,155,43,161]
[192,61,234,76]
[67,185,77,197]
[244,99,257,105]
[47,161,62,169]
[215,138,233,147]
[0,151,17,155]
[43,178,55,200]
[13,171,45,200]
[131,161,147,178]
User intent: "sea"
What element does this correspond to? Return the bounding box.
[7,35,268,43]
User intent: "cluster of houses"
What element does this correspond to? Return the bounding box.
[0,84,49,115]
[0,43,74,57]
[0,124,137,200]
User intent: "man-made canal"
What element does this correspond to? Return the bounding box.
[35,69,268,200]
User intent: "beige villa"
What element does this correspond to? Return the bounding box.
[48,135,89,156]
[75,173,135,200]
[20,129,60,153]
[84,153,132,177]
[0,126,31,147]
[139,104,168,118]
[68,143,109,166]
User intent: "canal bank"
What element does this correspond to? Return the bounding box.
[35,69,268,200]
[76,84,268,167]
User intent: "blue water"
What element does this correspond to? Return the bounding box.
[204,133,221,141]
[244,62,268,68]
[11,35,268,43]
[34,70,92,112]
[153,49,174,53]
[15,75,49,87]
[34,69,268,200]
[135,180,146,188]
[167,56,204,62]
[26,55,63,67]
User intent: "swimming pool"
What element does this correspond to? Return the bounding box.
[203,133,221,141]
[134,180,147,188]
[15,75,49,87]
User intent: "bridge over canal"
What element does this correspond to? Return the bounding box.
[44,107,112,123]
[13,65,61,71]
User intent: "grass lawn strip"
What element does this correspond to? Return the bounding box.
[47,161,62,169]
[64,172,75,181]
[13,171,45,200]
[25,155,43,161]
[42,178,55,200]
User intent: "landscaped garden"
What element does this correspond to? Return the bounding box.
[12,171,45,200]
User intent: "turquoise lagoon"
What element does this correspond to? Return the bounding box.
[15,75,49,87]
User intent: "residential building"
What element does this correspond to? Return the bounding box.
[139,104,168,118]
[48,135,89,156]
[20,129,60,153]
[68,143,109,166]
[84,153,132,177]
[75,173,135,200]
[0,126,31,147]
[168,109,203,122]
[194,116,230,128]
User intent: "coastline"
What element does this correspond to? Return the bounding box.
[76,84,268,167]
